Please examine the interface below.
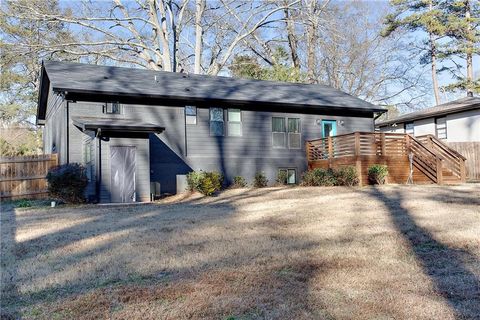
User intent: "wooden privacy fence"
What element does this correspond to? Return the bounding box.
[447,142,480,181]
[0,154,58,200]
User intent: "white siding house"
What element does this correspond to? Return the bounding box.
[376,96,480,181]
[376,96,480,143]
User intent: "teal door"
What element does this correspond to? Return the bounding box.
[322,120,337,137]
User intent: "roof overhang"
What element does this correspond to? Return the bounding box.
[72,116,165,134]
[376,102,480,127]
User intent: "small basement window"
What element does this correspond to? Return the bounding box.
[279,168,297,184]
[103,102,121,114]
[185,106,197,125]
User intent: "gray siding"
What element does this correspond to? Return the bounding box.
[43,84,67,164]
[50,99,374,199]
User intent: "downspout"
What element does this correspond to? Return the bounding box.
[66,100,70,163]
[96,128,102,203]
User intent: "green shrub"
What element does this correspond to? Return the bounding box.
[300,168,336,186]
[16,199,32,208]
[368,164,389,185]
[230,176,247,188]
[276,170,288,185]
[253,172,268,188]
[46,163,88,203]
[334,166,359,186]
[186,171,204,192]
[186,171,223,196]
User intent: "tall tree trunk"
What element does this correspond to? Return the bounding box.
[284,6,299,69]
[465,0,473,96]
[194,0,205,74]
[430,32,441,105]
[428,1,440,104]
[306,0,318,84]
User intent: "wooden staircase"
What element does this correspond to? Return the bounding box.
[306,132,466,185]
[415,134,467,184]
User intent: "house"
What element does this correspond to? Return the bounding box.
[37,61,385,203]
[376,96,480,181]
[375,96,480,142]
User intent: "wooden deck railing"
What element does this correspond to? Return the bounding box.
[305,132,466,184]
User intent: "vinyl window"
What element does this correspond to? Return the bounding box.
[185,106,197,125]
[405,122,414,136]
[227,109,242,136]
[279,168,297,184]
[210,108,224,136]
[103,102,121,114]
[435,117,447,139]
[288,118,301,149]
[272,117,286,148]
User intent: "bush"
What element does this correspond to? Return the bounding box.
[186,171,204,192]
[230,176,247,188]
[253,172,268,188]
[16,199,32,208]
[368,164,389,185]
[186,171,223,196]
[276,170,288,185]
[334,166,359,186]
[300,168,336,186]
[46,163,88,203]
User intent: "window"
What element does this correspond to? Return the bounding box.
[185,106,197,125]
[83,139,93,180]
[210,107,224,136]
[435,117,447,139]
[279,168,297,184]
[227,109,242,136]
[103,102,121,114]
[288,118,301,149]
[405,122,414,135]
[272,117,286,148]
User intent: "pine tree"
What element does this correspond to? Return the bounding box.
[439,0,480,94]
[383,0,446,105]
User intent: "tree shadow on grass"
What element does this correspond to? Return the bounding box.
[363,186,480,319]
[0,193,333,319]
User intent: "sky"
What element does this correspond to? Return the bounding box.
[56,0,479,109]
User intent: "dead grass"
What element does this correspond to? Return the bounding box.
[1,184,479,319]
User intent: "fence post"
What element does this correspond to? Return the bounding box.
[460,159,466,183]
[328,136,333,159]
[436,157,443,185]
[405,134,411,155]
[306,141,311,169]
[380,133,386,156]
[354,132,360,156]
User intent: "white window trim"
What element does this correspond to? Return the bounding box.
[227,109,242,137]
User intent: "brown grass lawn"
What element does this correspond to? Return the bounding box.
[1,185,479,320]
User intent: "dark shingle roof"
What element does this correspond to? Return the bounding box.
[37,61,384,122]
[376,96,480,126]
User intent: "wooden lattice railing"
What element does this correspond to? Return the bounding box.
[306,132,466,184]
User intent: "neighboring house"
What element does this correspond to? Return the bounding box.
[37,61,384,203]
[376,96,480,142]
[376,96,480,181]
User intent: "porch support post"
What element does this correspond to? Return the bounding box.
[436,157,443,185]
[328,136,333,159]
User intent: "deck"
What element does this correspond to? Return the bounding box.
[306,132,466,186]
